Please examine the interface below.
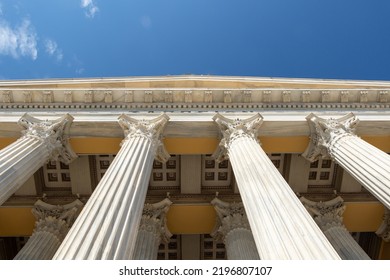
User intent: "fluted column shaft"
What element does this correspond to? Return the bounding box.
[133,225,160,260]
[14,200,83,260]
[211,198,259,260]
[224,228,259,260]
[301,196,370,260]
[15,218,66,260]
[0,114,76,205]
[303,113,390,209]
[53,114,169,260]
[213,114,340,260]
[133,199,172,260]
[324,227,370,259]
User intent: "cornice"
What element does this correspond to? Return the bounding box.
[1,75,390,89]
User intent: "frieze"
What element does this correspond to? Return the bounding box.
[0,88,388,111]
[2,90,13,103]
[379,90,388,103]
[242,90,251,103]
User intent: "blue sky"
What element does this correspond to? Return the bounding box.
[1,0,390,80]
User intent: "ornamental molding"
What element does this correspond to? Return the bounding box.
[31,199,83,240]
[300,196,346,232]
[118,113,170,163]
[302,112,359,162]
[32,199,83,226]
[18,113,78,164]
[2,90,13,103]
[376,208,390,242]
[212,113,263,162]
[1,88,389,111]
[139,198,172,244]
[33,216,68,241]
[211,197,251,241]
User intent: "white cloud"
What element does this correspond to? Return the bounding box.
[81,0,99,18]
[44,38,63,62]
[0,18,38,60]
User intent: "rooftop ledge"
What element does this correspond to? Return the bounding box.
[1,75,390,89]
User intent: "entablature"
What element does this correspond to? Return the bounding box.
[1,111,389,138]
[1,87,389,107]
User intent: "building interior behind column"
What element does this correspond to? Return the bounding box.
[0,76,389,260]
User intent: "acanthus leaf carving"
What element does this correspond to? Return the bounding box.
[211,197,251,242]
[300,196,346,232]
[302,112,359,162]
[118,113,170,163]
[139,198,172,244]
[18,113,77,164]
[212,113,263,162]
[31,199,83,240]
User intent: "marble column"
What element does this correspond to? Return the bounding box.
[211,197,259,260]
[133,198,172,260]
[302,113,390,209]
[300,196,370,260]
[212,113,340,260]
[14,199,83,260]
[0,114,76,205]
[53,114,170,260]
[376,208,390,242]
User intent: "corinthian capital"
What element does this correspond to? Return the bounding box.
[212,113,263,162]
[376,208,390,242]
[302,113,359,162]
[31,199,83,240]
[211,197,251,240]
[18,114,77,164]
[118,114,170,162]
[300,196,345,231]
[32,199,83,226]
[139,198,172,243]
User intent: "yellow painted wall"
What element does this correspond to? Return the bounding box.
[343,202,385,232]
[1,203,389,259]
[380,242,390,260]
[0,202,385,236]
[0,208,35,236]
[166,205,216,234]
[1,135,389,154]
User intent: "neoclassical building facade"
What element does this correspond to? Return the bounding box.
[0,76,389,260]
